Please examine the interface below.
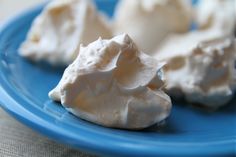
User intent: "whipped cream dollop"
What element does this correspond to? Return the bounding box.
[158,36,236,108]
[194,0,235,35]
[49,34,172,129]
[19,0,112,65]
[113,0,192,54]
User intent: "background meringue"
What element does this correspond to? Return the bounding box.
[113,0,192,54]
[19,0,112,65]
[160,37,235,108]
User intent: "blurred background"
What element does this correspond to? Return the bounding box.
[0,0,46,22]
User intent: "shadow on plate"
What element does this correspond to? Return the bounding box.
[170,95,236,114]
[25,59,66,74]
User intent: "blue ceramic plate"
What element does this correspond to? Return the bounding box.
[0,1,235,156]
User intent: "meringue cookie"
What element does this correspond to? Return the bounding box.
[113,0,192,54]
[49,34,172,129]
[155,27,229,60]
[19,0,112,65]
[152,5,236,108]
[194,0,235,35]
[159,36,235,108]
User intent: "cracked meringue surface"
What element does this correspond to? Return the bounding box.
[49,34,172,129]
[19,0,112,65]
[113,0,192,54]
[158,36,236,108]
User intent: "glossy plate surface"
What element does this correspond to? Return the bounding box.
[0,1,235,156]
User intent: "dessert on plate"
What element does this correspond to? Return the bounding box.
[19,0,112,65]
[151,0,236,108]
[113,0,192,54]
[18,0,236,130]
[158,36,235,108]
[49,34,172,129]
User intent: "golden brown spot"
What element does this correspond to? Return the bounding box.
[164,56,185,71]
[49,4,68,15]
[200,69,230,92]
[31,34,40,43]
[193,48,204,56]
[148,84,158,90]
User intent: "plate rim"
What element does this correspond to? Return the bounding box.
[0,3,235,156]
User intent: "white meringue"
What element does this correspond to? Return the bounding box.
[150,0,236,108]
[19,0,112,65]
[159,36,236,108]
[49,34,172,129]
[154,27,229,60]
[194,0,235,35]
[113,0,192,54]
